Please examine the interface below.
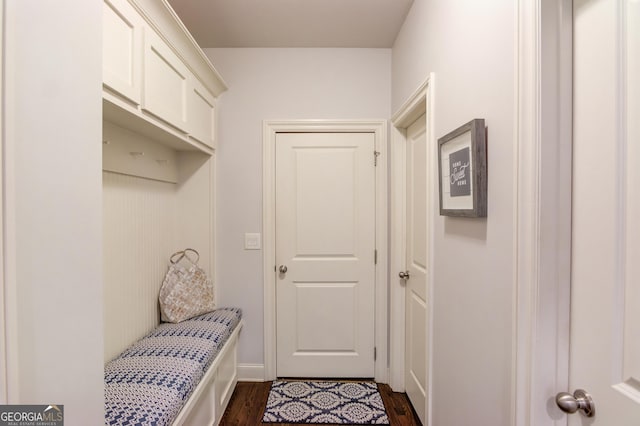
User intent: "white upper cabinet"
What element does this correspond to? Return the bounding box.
[103,0,142,105]
[102,0,226,153]
[187,77,216,148]
[142,27,189,133]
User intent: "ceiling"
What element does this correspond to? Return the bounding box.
[167,0,414,48]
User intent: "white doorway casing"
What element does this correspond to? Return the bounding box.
[1,1,21,403]
[262,120,388,382]
[390,75,435,425]
[0,1,6,403]
[514,0,572,425]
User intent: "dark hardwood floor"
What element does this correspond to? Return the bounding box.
[219,381,422,426]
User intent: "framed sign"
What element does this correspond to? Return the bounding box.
[437,119,487,217]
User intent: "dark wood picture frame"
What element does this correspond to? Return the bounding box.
[437,119,487,217]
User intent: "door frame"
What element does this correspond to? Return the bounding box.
[0,0,6,403]
[389,75,435,424]
[262,119,388,382]
[513,0,572,424]
[0,0,19,403]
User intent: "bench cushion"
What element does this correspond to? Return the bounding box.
[105,307,242,426]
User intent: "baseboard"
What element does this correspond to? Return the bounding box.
[238,363,265,382]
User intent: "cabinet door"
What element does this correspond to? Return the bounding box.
[103,0,142,104]
[142,27,189,133]
[188,78,217,149]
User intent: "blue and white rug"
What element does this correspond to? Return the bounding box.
[262,380,390,424]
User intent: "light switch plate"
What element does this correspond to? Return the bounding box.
[244,233,261,250]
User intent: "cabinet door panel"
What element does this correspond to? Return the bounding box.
[103,0,142,104]
[188,79,216,149]
[142,27,189,133]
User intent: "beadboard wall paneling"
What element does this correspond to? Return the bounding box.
[174,152,214,276]
[103,172,177,361]
[102,153,214,362]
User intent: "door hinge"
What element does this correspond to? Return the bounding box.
[374,249,378,265]
[374,347,377,361]
[374,150,381,166]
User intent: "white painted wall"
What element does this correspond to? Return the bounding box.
[203,48,391,369]
[3,1,104,423]
[393,1,516,425]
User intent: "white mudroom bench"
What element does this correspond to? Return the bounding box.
[104,307,242,426]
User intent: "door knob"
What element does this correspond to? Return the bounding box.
[279,265,288,274]
[398,270,410,280]
[555,389,595,417]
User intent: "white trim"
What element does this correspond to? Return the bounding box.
[513,1,541,422]
[0,0,6,403]
[389,126,407,393]
[173,321,243,425]
[2,1,19,401]
[391,82,428,127]
[389,75,435,425]
[263,121,276,381]
[211,153,217,306]
[262,119,388,383]
[237,363,265,382]
[513,0,572,425]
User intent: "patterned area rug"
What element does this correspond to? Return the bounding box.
[262,380,390,424]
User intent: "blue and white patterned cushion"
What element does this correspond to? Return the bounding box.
[105,307,242,426]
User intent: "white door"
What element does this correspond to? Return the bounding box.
[566,0,640,423]
[275,132,376,378]
[403,114,428,424]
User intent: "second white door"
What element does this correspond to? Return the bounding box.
[404,114,428,424]
[275,132,376,378]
